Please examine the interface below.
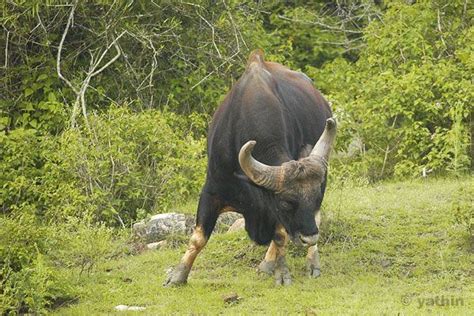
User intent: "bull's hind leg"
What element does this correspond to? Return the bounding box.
[258,225,291,285]
[164,192,220,286]
[306,211,322,278]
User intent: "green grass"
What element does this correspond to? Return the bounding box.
[54,177,473,315]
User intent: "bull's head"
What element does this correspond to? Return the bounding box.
[238,118,337,246]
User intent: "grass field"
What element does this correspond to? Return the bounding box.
[54,177,473,315]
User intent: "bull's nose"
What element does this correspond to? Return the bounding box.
[299,233,319,246]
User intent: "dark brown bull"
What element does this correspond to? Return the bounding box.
[165,49,336,286]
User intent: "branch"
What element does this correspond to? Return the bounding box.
[277,14,363,34]
[197,13,222,58]
[190,70,215,90]
[190,48,240,90]
[57,0,79,94]
[77,32,125,129]
[36,10,47,34]
[3,28,9,69]
[437,9,447,51]
[90,32,124,76]
[226,9,240,52]
[79,80,90,128]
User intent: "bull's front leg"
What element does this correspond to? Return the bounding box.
[164,191,220,286]
[306,211,322,278]
[258,225,291,285]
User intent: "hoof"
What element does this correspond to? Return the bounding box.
[163,263,190,287]
[306,263,321,278]
[258,260,276,275]
[274,257,292,286]
[275,269,292,285]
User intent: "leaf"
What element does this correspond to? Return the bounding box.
[24,103,34,111]
[24,88,34,97]
[30,119,38,128]
[0,117,9,130]
[37,74,48,81]
[48,92,57,102]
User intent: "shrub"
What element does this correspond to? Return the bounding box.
[312,1,472,181]
[0,211,73,314]
[1,106,206,226]
[0,106,206,311]
[49,216,119,274]
[0,211,126,314]
[48,107,206,225]
[452,182,474,236]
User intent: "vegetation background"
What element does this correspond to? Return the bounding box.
[0,0,472,313]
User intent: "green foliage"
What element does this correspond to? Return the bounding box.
[1,107,206,225]
[53,107,206,224]
[0,104,207,311]
[49,217,118,274]
[0,128,48,213]
[314,1,473,180]
[0,212,73,314]
[0,210,124,313]
[451,180,474,236]
[1,0,256,116]
[262,1,382,68]
[14,71,66,134]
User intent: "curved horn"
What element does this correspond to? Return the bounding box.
[310,118,337,164]
[238,141,283,191]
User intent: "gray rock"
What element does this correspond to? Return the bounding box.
[227,218,245,232]
[146,213,186,241]
[184,214,195,235]
[134,211,244,242]
[132,222,147,238]
[214,212,243,233]
[146,240,167,250]
[219,212,243,225]
[133,213,188,242]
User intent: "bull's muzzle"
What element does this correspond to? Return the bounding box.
[297,233,319,246]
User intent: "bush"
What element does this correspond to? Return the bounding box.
[1,106,206,226]
[0,211,73,314]
[452,181,474,236]
[0,106,206,312]
[49,216,120,274]
[0,210,127,313]
[50,107,206,224]
[312,1,472,181]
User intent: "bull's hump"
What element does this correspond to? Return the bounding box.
[245,50,270,75]
[246,49,265,67]
[240,50,272,90]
